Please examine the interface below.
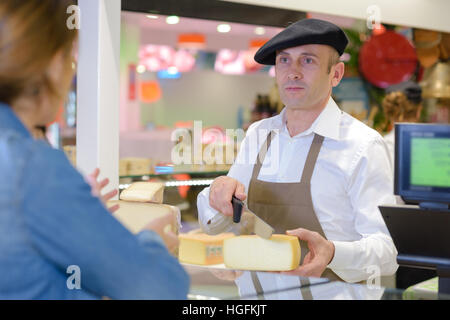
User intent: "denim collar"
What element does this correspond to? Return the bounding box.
[0,103,32,138]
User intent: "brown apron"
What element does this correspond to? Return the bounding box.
[246,131,342,295]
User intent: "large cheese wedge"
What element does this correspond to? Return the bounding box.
[178,233,235,265]
[108,200,180,235]
[119,181,164,203]
[223,234,300,271]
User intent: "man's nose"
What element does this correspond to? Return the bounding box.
[287,68,303,80]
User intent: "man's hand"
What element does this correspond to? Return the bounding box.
[143,213,179,255]
[209,269,244,281]
[281,228,335,278]
[209,176,246,216]
[85,168,119,213]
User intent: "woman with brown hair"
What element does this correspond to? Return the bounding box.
[0,0,189,299]
[382,81,423,166]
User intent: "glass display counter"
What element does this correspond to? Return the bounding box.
[183,264,450,300]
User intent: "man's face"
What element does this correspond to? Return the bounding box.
[275,44,336,110]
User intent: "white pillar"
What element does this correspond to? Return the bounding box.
[76,0,121,196]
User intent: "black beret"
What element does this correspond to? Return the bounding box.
[254,18,349,65]
[386,81,422,104]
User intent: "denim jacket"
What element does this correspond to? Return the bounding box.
[0,103,189,299]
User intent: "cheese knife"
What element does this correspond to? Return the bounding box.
[231,195,274,239]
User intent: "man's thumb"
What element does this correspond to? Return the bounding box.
[287,228,311,241]
[235,183,246,201]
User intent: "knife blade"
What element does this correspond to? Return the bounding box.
[231,195,274,239]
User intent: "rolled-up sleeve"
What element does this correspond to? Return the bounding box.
[197,187,234,234]
[22,146,190,299]
[328,136,399,283]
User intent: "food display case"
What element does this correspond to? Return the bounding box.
[183,264,450,300]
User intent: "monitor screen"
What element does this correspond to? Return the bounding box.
[394,123,450,204]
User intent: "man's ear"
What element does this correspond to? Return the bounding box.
[331,62,345,87]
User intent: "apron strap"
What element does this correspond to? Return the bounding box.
[252,131,324,182]
[251,130,277,181]
[250,271,265,300]
[251,131,324,183]
[301,134,324,183]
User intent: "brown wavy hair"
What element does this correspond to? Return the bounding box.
[0,0,77,105]
[382,91,422,131]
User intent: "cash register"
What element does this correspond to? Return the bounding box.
[379,123,450,295]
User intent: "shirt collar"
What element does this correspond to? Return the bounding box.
[271,96,342,141]
[0,102,32,138]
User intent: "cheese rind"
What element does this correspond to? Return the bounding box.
[119,181,164,203]
[223,234,300,271]
[109,200,180,235]
[178,233,235,265]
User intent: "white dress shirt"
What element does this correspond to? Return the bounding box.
[383,130,395,170]
[383,129,405,205]
[197,97,399,283]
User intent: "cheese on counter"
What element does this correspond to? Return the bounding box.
[120,157,153,176]
[108,200,180,235]
[119,181,164,203]
[178,233,235,265]
[223,234,300,271]
[119,159,128,176]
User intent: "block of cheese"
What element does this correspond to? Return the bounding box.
[108,200,180,235]
[121,157,153,176]
[223,234,300,271]
[119,181,164,203]
[119,159,129,176]
[178,233,235,265]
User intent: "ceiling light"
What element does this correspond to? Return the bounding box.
[136,65,146,74]
[167,66,179,75]
[254,27,266,35]
[166,16,180,25]
[146,15,159,19]
[217,24,231,33]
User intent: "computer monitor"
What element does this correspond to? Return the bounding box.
[394,123,450,208]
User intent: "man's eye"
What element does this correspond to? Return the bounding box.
[303,57,314,64]
[279,57,289,63]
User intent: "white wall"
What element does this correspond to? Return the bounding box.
[223,0,450,33]
[140,28,276,52]
[140,70,276,129]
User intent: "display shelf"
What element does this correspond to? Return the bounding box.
[119,170,229,179]
[119,166,230,189]
[120,164,231,180]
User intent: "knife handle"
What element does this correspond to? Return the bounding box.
[231,195,243,223]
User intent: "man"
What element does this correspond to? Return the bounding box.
[197,18,398,285]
